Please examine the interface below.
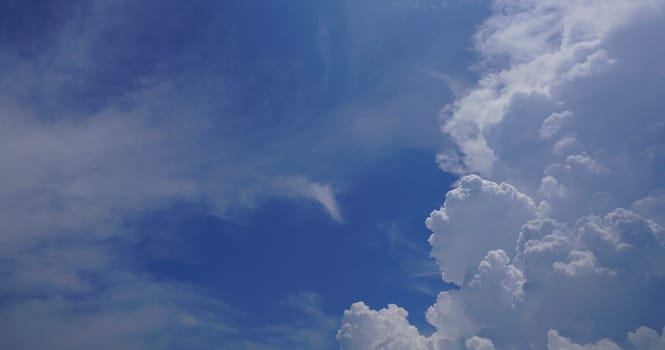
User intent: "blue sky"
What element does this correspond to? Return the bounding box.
[3,1,665,349]
[127,149,455,322]
[0,1,483,348]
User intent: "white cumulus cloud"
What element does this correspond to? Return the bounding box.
[339,0,665,349]
[337,302,432,350]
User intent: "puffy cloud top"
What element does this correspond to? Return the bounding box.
[337,302,431,350]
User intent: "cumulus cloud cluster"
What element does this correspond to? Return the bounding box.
[339,1,665,349]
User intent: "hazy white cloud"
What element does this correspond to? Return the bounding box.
[548,326,665,350]
[547,330,622,350]
[464,336,495,350]
[631,191,665,227]
[275,176,343,222]
[563,50,616,82]
[627,326,665,349]
[538,175,566,199]
[539,110,573,139]
[0,275,237,350]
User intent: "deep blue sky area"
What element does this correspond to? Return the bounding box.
[128,149,456,331]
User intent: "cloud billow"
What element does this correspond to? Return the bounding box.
[339,1,665,349]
